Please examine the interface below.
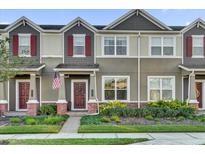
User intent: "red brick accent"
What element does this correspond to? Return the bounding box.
[27,103,39,116]
[57,103,68,115]
[88,103,98,114]
[0,104,8,115]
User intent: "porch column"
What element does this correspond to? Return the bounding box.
[56,73,68,115]
[0,81,8,115]
[188,72,199,109]
[27,74,39,116]
[88,73,98,114]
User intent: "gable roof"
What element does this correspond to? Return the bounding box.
[103,9,172,31]
[60,17,98,33]
[181,18,205,33]
[5,16,43,32]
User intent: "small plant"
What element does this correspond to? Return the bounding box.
[177,116,185,121]
[110,115,121,123]
[40,104,57,115]
[43,116,66,125]
[9,117,21,124]
[25,118,37,125]
[145,115,154,120]
[80,115,101,125]
[100,116,111,123]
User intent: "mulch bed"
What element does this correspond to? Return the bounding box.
[119,117,205,125]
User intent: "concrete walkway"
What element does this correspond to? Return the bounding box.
[1,133,205,145]
[59,117,81,133]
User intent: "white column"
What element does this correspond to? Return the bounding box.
[0,81,8,104]
[27,74,39,103]
[89,73,97,102]
[188,72,198,103]
[57,73,67,103]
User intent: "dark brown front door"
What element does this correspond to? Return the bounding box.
[73,81,86,109]
[196,82,203,108]
[18,82,30,110]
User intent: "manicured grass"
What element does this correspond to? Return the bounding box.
[1,138,148,145]
[78,125,205,133]
[0,125,61,134]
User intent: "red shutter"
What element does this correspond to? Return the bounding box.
[67,35,73,56]
[31,35,37,56]
[186,36,192,57]
[13,35,18,56]
[85,35,91,56]
[204,36,205,57]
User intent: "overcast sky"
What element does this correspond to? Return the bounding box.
[0,9,205,26]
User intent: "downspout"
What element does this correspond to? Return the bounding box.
[137,32,141,108]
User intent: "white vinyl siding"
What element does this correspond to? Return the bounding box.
[148,76,175,101]
[18,34,31,57]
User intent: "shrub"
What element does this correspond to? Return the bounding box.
[9,118,21,124]
[43,116,65,125]
[40,104,57,115]
[177,116,185,121]
[100,116,111,123]
[100,101,127,116]
[25,118,37,125]
[80,115,101,125]
[110,115,121,123]
[145,115,154,120]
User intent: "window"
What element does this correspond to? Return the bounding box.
[192,36,203,57]
[18,34,31,57]
[73,34,85,56]
[103,76,129,101]
[148,76,175,101]
[104,36,128,56]
[150,36,175,56]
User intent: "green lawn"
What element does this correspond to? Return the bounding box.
[1,138,148,145]
[0,125,61,134]
[78,125,205,133]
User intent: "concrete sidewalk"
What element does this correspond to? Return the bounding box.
[1,133,205,145]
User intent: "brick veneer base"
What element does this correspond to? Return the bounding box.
[88,103,98,114]
[57,103,68,115]
[27,103,39,116]
[0,103,8,115]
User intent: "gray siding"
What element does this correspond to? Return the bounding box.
[140,58,182,101]
[112,14,163,30]
[183,26,205,65]
[9,24,40,62]
[64,24,94,64]
[96,58,138,101]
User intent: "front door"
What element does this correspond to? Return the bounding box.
[17,81,30,111]
[196,82,203,108]
[72,80,87,110]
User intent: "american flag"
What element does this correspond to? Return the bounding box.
[52,72,61,89]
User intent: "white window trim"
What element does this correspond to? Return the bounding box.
[15,79,30,111]
[102,35,129,56]
[72,34,86,57]
[192,35,204,58]
[102,75,130,102]
[71,79,88,111]
[149,36,176,57]
[18,33,31,57]
[147,76,175,101]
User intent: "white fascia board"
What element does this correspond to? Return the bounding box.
[178,65,205,72]
[54,68,99,72]
[181,18,205,33]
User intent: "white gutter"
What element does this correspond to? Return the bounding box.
[178,65,205,72]
[54,68,99,72]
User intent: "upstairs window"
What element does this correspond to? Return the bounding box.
[104,36,128,56]
[151,36,175,56]
[73,34,85,57]
[18,34,31,57]
[192,36,203,57]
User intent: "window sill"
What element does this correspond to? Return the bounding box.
[72,55,86,58]
[18,55,32,57]
[191,56,204,58]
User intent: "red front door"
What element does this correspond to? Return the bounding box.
[73,81,86,109]
[18,82,30,110]
[196,82,203,108]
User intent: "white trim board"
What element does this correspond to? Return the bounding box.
[15,79,30,111]
[71,79,88,111]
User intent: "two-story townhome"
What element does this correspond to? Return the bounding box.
[0,9,203,116]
